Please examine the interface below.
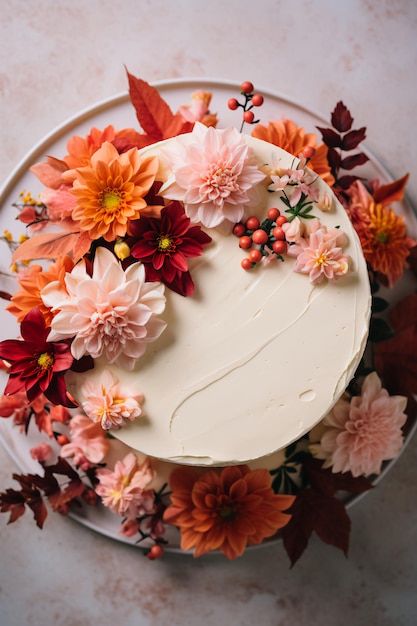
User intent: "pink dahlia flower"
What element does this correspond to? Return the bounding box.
[160,122,266,228]
[313,372,407,477]
[95,453,156,518]
[80,369,143,430]
[61,413,110,468]
[41,247,166,370]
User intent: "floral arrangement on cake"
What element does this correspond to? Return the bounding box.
[0,71,416,565]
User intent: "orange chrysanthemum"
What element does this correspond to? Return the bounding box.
[163,464,295,559]
[6,256,74,325]
[68,141,158,242]
[357,201,415,287]
[252,119,335,187]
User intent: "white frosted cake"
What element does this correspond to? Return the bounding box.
[62,129,371,466]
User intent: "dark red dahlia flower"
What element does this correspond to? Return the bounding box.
[129,201,212,297]
[0,307,76,407]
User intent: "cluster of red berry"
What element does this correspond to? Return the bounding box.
[233,207,289,269]
[228,81,264,127]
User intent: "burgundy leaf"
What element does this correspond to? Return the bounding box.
[281,489,315,566]
[339,153,369,170]
[304,457,373,496]
[341,127,367,150]
[0,489,26,524]
[327,147,342,170]
[316,126,343,148]
[336,174,362,189]
[313,495,351,556]
[331,101,354,132]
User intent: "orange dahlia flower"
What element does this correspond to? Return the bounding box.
[163,464,295,559]
[346,178,416,287]
[252,119,335,187]
[68,141,158,242]
[6,256,74,325]
[358,202,415,287]
[64,125,145,170]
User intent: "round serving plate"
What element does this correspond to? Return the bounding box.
[0,79,416,554]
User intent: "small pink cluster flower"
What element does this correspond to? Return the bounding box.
[60,413,110,470]
[311,372,407,477]
[95,453,156,519]
[285,218,350,284]
[80,370,143,430]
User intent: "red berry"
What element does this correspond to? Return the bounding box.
[56,434,69,446]
[272,226,285,240]
[233,222,246,237]
[241,81,254,94]
[275,215,288,226]
[228,98,239,111]
[251,93,264,107]
[239,235,252,250]
[249,249,262,263]
[245,215,260,231]
[301,145,316,160]
[272,240,288,255]
[243,110,255,124]
[147,544,164,560]
[252,229,268,245]
[267,207,280,221]
[241,257,253,270]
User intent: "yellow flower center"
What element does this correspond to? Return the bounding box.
[101,190,122,213]
[158,235,173,251]
[316,253,328,266]
[37,352,54,370]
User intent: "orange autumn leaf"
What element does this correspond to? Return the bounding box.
[373,173,409,206]
[11,230,92,264]
[126,69,193,144]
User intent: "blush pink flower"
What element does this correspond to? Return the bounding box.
[289,222,350,284]
[60,413,110,469]
[95,453,156,518]
[41,247,167,370]
[80,369,144,430]
[160,122,266,228]
[0,391,69,436]
[178,90,218,127]
[30,442,53,463]
[313,372,407,477]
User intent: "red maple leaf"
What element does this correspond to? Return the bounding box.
[374,293,417,423]
[0,457,93,528]
[281,458,372,566]
[125,69,194,146]
[0,474,48,528]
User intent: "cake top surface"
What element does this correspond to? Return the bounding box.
[64,126,371,465]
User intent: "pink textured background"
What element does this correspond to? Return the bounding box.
[1,2,416,625]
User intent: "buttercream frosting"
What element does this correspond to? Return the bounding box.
[68,134,371,466]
